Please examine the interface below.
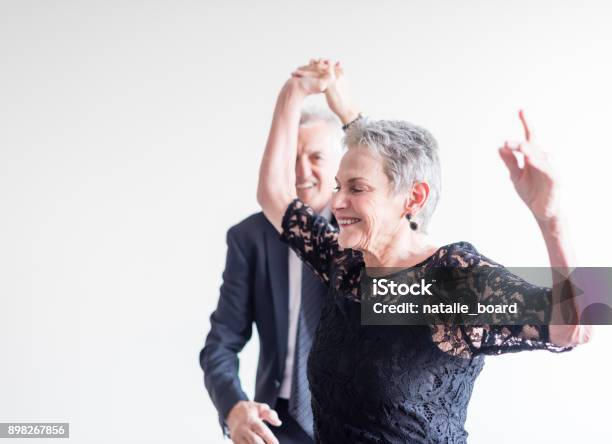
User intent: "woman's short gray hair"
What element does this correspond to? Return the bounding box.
[344,118,441,230]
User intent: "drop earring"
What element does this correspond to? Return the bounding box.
[406,214,418,231]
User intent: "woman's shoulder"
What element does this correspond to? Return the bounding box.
[431,241,500,268]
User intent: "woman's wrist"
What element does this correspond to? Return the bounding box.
[342,113,363,131]
[339,109,362,126]
[536,213,564,239]
[325,85,360,124]
[536,212,575,269]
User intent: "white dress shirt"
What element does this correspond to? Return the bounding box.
[278,207,331,399]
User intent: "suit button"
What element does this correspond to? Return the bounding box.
[274,379,281,388]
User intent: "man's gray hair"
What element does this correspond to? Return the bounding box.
[344,118,441,231]
[300,106,342,128]
[299,107,344,151]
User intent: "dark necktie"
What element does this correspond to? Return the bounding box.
[288,263,324,439]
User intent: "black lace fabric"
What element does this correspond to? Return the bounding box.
[280,199,571,443]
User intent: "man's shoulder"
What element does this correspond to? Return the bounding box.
[227,212,277,243]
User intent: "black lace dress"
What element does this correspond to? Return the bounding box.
[280,199,570,444]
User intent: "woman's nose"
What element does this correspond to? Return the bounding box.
[332,189,347,211]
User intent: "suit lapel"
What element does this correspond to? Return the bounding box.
[264,228,289,377]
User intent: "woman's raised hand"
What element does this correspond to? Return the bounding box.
[290,58,336,96]
[498,110,560,223]
[291,59,360,124]
[323,61,360,125]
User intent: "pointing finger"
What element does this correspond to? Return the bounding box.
[519,109,532,142]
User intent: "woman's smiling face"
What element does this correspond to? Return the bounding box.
[332,145,407,251]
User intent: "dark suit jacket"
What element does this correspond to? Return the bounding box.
[199,212,327,431]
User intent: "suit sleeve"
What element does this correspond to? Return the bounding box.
[200,226,254,433]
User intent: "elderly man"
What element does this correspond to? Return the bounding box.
[200,76,343,443]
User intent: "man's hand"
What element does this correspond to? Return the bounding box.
[292,59,360,124]
[226,400,282,444]
[289,58,335,96]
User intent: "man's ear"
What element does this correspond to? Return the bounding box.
[403,181,430,217]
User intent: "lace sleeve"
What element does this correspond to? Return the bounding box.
[279,198,341,285]
[430,243,573,359]
[461,264,573,356]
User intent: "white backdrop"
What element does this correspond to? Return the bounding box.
[1,0,611,443]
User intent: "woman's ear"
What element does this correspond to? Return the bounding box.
[403,181,430,217]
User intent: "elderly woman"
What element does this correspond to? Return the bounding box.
[257,60,591,443]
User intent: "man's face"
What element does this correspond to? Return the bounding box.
[295,121,340,213]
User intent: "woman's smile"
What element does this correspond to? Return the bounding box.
[337,217,362,226]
